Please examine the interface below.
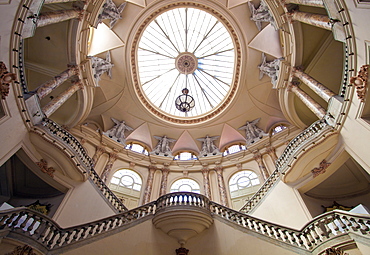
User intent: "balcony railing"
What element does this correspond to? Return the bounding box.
[240,119,333,213]
[1,192,369,253]
[33,118,128,213]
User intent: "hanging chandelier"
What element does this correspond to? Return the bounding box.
[175,88,195,113]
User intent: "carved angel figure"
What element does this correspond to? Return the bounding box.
[97,0,127,28]
[239,118,268,145]
[91,51,113,84]
[248,0,276,30]
[197,135,220,157]
[152,135,176,156]
[258,53,283,85]
[104,118,133,144]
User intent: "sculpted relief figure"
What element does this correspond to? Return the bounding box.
[152,135,176,156]
[97,0,127,28]
[239,118,268,145]
[103,118,133,145]
[248,0,276,30]
[258,53,283,85]
[197,135,220,157]
[91,51,114,85]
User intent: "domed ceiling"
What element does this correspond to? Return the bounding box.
[83,0,288,151]
[25,0,344,153]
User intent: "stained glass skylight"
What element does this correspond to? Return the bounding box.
[137,7,235,118]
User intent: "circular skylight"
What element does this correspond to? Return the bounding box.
[136,7,236,119]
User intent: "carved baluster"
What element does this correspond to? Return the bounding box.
[349,217,361,231]
[358,219,369,234]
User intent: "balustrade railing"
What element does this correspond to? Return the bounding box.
[41,118,93,170]
[211,202,370,251]
[239,169,280,213]
[88,169,128,212]
[36,118,128,212]
[240,119,331,213]
[156,192,210,210]
[275,119,330,171]
[1,193,369,253]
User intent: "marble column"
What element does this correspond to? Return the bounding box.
[292,67,336,102]
[215,165,228,207]
[101,151,118,182]
[290,11,332,30]
[283,0,324,7]
[201,165,212,200]
[37,9,84,28]
[266,146,278,163]
[36,65,79,100]
[42,80,83,117]
[143,165,156,204]
[92,145,106,165]
[289,82,326,119]
[253,152,270,181]
[159,165,170,197]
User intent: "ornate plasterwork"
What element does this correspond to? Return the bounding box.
[0,61,16,99]
[36,159,55,178]
[311,159,331,177]
[130,2,241,124]
[350,64,369,102]
[5,245,37,255]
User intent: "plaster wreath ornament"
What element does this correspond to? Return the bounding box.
[349,64,369,102]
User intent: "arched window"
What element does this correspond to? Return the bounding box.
[170,178,200,193]
[229,170,260,192]
[229,170,260,210]
[222,144,246,156]
[174,152,198,160]
[125,142,149,155]
[109,169,142,209]
[271,124,287,135]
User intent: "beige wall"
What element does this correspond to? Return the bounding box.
[52,178,116,228]
[250,180,312,229]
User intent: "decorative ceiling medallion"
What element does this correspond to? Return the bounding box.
[131,2,241,124]
[175,52,198,74]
